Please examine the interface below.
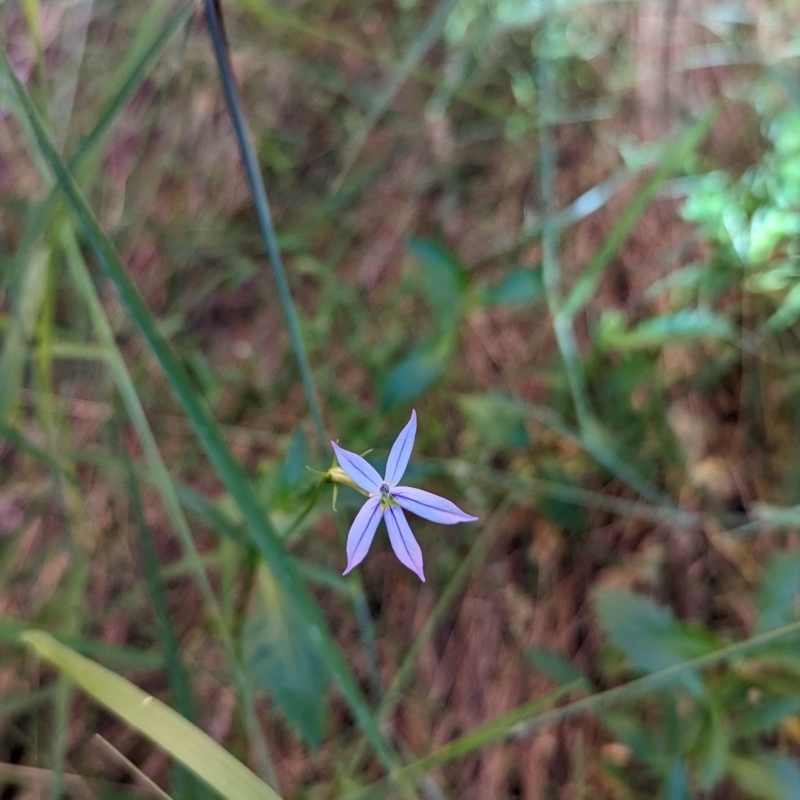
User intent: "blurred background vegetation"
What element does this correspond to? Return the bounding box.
[4,0,800,797]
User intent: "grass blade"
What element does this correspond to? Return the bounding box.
[21,631,283,800]
[1,47,398,772]
[562,111,716,319]
[121,419,208,800]
[3,1,196,298]
[332,0,462,189]
[344,619,800,800]
[60,221,277,784]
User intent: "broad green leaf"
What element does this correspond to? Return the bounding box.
[380,334,453,410]
[21,631,283,800]
[458,392,529,448]
[242,564,328,747]
[407,237,467,333]
[755,551,800,635]
[480,267,544,308]
[728,752,800,800]
[593,588,717,692]
[597,309,734,352]
[0,618,162,670]
[259,428,313,512]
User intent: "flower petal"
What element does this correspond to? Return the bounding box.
[331,442,383,494]
[384,409,417,487]
[343,496,383,575]
[385,506,425,581]
[392,486,478,525]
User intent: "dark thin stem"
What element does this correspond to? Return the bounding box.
[203,0,326,450]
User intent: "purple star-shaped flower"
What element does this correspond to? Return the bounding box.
[332,410,477,582]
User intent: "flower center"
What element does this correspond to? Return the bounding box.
[378,482,394,510]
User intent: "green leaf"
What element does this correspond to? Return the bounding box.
[480,267,544,308]
[258,428,313,514]
[525,646,588,688]
[597,309,734,352]
[380,334,453,410]
[748,207,800,264]
[768,282,800,331]
[278,428,311,496]
[458,392,529,448]
[734,696,800,739]
[697,698,728,789]
[728,752,800,800]
[407,237,467,332]
[242,564,328,747]
[601,710,654,762]
[593,588,718,692]
[21,631,283,800]
[755,551,800,635]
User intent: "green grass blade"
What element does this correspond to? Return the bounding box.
[0,419,74,482]
[345,501,509,779]
[21,631,283,800]
[332,0,462,188]
[93,734,176,800]
[344,685,577,800]
[344,619,800,800]
[202,0,326,450]
[0,245,49,419]
[1,48,397,772]
[121,421,207,800]
[3,1,195,297]
[60,222,277,784]
[0,617,163,669]
[562,111,716,319]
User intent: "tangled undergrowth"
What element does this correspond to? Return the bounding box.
[3,0,800,798]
